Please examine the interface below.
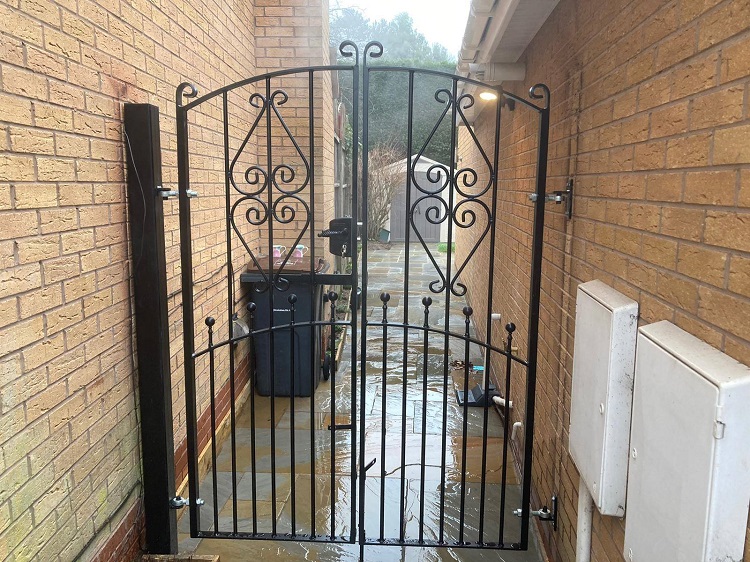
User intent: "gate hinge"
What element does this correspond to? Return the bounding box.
[513,495,557,531]
[170,496,205,509]
[528,178,573,219]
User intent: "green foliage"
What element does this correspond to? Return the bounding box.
[437,242,455,253]
[331,9,457,166]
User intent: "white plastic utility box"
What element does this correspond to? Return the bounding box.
[569,280,638,516]
[624,321,750,562]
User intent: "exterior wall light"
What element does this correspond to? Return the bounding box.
[479,91,498,101]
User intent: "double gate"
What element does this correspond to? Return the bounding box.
[176,40,550,557]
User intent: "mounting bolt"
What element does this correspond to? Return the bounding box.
[169,496,204,509]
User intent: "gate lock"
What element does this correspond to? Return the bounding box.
[318,217,353,257]
[514,495,558,531]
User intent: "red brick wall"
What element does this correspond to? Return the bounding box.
[458,0,750,560]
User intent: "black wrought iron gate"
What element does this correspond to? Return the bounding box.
[175,40,549,558]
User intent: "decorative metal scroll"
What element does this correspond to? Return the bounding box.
[228,91,312,293]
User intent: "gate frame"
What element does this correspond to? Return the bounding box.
[173,39,550,555]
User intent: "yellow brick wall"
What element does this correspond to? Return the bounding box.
[457,0,750,560]
[0,0,331,560]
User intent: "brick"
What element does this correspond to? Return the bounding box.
[0,4,43,45]
[0,154,35,182]
[642,234,678,267]
[660,207,704,241]
[698,286,750,337]
[0,264,42,299]
[665,133,711,168]
[698,0,750,49]
[655,27,697,71]
[22,333,65,371]
[42,255,80,284]
[656,271,699,313]
[45,301,82,334]
[684,170,736,205]
[63,273,95,302]
[671,53,718,100]
[0,94,33,126]
[677,244,727,286]
[621,114,650,144]
[705,211,750,252]
[40,208,78,234]
[646,172,682,201]
[0,315,44,357]
[634,140,666,170]
[17,235,60,264]
[713,124,750,165]
[650,102,688,138]
[15,184,58,209]
[0,211,39,239]
[720,33,750,83]
[691,86,744,130]
[2,66,48,101]
[19,285,63,319]
[37,157,76,182]
[729,255,750,298]
[33,103,73,132]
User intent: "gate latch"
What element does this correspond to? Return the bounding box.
[513,495,558,530]
[528,178,573,219]
[170,496,205,509]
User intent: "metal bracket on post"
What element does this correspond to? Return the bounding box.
[528,178,573,219]
[169,496,205,509]
[514,495,558,531]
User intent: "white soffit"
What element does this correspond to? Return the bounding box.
[459,0,562,67]
[457,0,560,122]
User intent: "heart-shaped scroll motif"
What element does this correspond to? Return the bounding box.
[228,90,311,293]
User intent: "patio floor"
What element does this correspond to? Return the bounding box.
[178,243,542,561]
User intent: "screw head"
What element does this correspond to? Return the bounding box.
[631,448,638,459]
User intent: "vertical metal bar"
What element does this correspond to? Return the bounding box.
[222,91,239,535]
[398,70,415,543]
[379,292,389,542]
[346,63,359,545]
[289,295,297,536]
[458,307,472,544]
[247,302,258,534]
[206,318,219,533]
[478,92,502,544]
[520,89,550,549]
[438,78,459,544]
[265,77,278,536]
[175,85,200,535]
[359,53,370,553]
[419,296,432,543]
[329,292,338,538]
[307,69,317,539]
[499,324,515,545]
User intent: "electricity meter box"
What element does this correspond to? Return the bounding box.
[624,321,750,562]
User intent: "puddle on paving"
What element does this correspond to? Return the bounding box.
[182,245,539,562]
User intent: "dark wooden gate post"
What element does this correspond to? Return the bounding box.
[124,103,178,554]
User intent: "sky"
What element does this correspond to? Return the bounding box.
[330,0,472,57]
